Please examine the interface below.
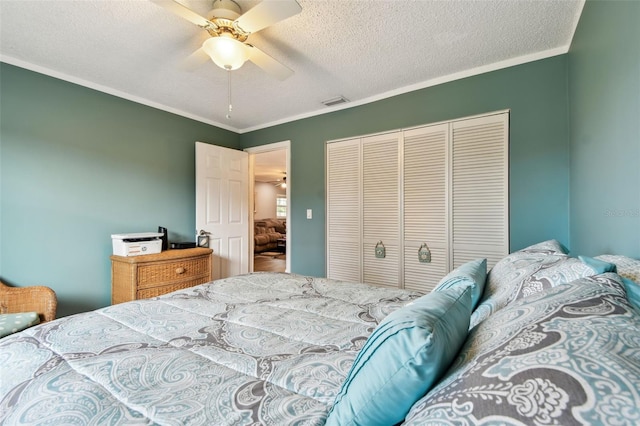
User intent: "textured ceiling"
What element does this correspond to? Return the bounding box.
[0,0,584,133]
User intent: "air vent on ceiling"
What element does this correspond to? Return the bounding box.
[321,96,349,107]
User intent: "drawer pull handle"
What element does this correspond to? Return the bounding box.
[175,267,185,274]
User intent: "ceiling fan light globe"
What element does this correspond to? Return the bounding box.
[202,37,249,70]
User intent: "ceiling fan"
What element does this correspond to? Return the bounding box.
[274,176,286,188]
[266,173,286,187]
[150,0,302,80]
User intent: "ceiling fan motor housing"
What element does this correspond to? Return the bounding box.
[207,0,249,40]
[210,0,241,19]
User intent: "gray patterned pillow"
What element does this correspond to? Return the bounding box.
[517,239,568,255]
[509,257,597,301]
[403,273,640,426]
[470,249,567,328]
[471,241,601,329]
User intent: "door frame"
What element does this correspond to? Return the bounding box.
[245,141,291,273]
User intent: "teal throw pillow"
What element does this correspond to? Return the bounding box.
[0,312,40,338]
[578,255,617,274]
[433,258,487,310]
[326,284,472,426]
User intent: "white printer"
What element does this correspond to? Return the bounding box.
[111,232,163,257]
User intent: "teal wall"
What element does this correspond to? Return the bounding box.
[568,0,640,258]
[0,63,240,316]
[5,1,636,316]
[241,56,571,277]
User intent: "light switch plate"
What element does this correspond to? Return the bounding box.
[306,209,312,219]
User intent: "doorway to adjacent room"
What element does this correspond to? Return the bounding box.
[246,142,290,273]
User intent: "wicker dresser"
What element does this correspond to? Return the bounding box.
[111,248,213,304]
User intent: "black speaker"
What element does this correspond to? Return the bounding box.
[158,226,168,251]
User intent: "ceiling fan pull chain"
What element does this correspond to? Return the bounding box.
[226,66,232,120]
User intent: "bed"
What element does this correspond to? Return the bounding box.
[0,273,421,424]
[2,241,640,425]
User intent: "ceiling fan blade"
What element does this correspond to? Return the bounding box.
[247,45,294,81]
[180,47,211,71]
[149,0,216,29]
[235,0,302,34]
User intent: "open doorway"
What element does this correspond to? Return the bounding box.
[246,142,290,273]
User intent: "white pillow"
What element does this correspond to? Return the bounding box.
[595,254,640,282]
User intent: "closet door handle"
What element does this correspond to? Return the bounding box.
[418,243,431,263]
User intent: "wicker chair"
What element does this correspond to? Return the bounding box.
[0,280,57,323]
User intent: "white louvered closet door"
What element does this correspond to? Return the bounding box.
[403,124,449,292]
[362,133,401,288]
[326,111,509,289]
[451,113,509,269]
[327,139,362,282]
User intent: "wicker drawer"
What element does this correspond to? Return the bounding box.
[137,278,207,299]
[137,258,209,290]
[111,248,213,304]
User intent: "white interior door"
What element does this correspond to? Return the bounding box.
[196,142,250,280]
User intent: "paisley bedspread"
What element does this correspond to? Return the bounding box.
[0,273,421,425]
